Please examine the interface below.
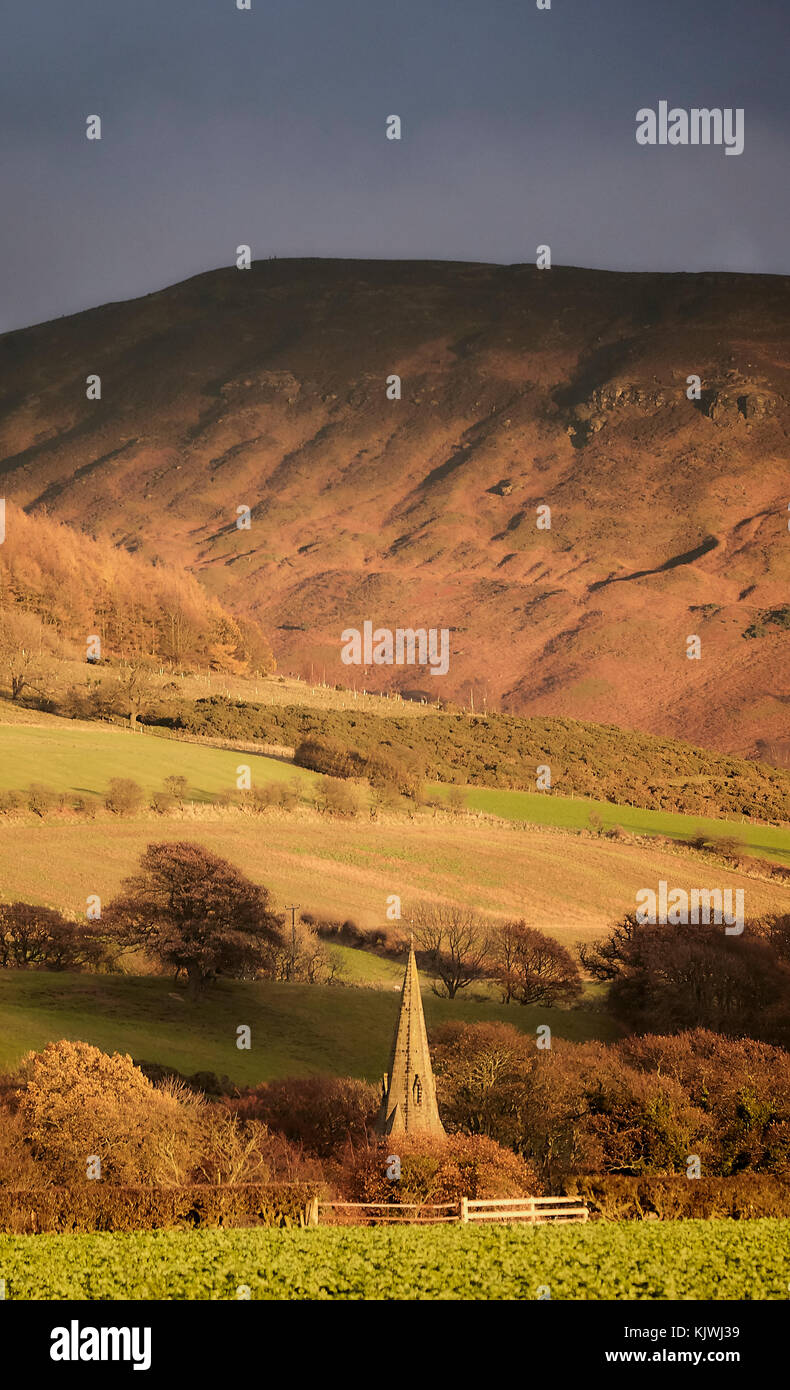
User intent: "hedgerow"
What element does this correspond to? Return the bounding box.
[148,697,790,820]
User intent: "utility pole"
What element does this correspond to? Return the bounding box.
[285,904,299,978]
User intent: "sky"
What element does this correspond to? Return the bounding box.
[1,0,788,331]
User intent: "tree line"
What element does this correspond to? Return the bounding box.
[0,500,274,700]
[6,838,790,1051]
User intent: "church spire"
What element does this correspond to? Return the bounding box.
[375,943,445,1137]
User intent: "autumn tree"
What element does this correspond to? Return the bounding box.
[0,902,104,971]
[752,912,790,964]
[17,1040,195,1184]
[488,919,582,1006]
[344,1133,535,1203]
[581,913,790,1043]
[105,841,282,997]
[409,901,491,997]
[0,500,275,676]
[578,911,641,980]
[234,1076,379,1157]
[109,662,155,727]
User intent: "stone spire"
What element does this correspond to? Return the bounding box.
[375,943,445,1137]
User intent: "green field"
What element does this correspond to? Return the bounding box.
[0,972,617,1082]
[0,721,319,801]
[2,718,787,869]
[2,1220,789,1299]
[326,942,407,988]
[432,784,790,867]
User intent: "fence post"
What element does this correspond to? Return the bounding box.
[460,1197,469,1224]
[305,1196,319,1228]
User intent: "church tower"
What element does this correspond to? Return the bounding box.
[375,942,445,1137]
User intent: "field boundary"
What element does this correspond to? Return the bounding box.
[315,1196,588,1226]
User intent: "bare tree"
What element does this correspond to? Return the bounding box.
[488,919,581,1006]
[0,609,61,702]
[111,661,155,727]
[410,901,491,998]
[486,918,522,1003]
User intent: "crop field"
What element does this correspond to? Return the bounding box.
[2,1220,789,1300]
[0,971,616,1081]
[431,784,790,867]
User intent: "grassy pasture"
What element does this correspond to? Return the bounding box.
[0,721,319,801]
[431,784,790,867]
[2,1220,789,1299]
[1,810,786,946]
[0,972,617,1081]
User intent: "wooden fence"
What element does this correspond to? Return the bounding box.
[460,1196,588,1225]
[311,1196,587,1227]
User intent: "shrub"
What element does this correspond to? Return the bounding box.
[164,775,188,800]
[339,1134,537,1205]
[17,1041,197,1184]
[321,778,363,818]
[561,1174,790,1221]
[294,737,421,797]
[0,1183,321,1234]
[250,781,300,812]
[104,778,145,815]
[233,1077,379,1158]
[295,739,361,779]
[26,784,56,816]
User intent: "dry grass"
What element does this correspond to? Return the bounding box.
[1,804,787,946]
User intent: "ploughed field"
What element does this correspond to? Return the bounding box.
[2,1220,789,1300]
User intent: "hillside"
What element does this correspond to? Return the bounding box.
[2,713,789,870]
[0,973,616,1083]
[0,499,273,674]
[155,696,790,822]
[1,778,787,947]
[0,260,788,757]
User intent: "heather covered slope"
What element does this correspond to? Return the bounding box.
[1,259,788,755]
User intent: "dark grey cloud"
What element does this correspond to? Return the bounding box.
[1,0,788,330]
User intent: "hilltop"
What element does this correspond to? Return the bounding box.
[1,259,788,755]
